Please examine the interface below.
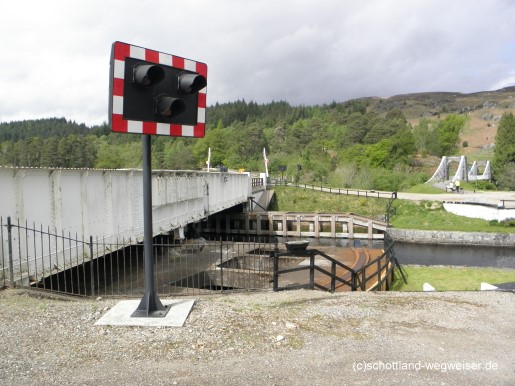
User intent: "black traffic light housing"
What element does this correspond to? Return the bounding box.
[123,57,206,125]
[109,41,207,137]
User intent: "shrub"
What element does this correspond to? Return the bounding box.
[473,180,497,191]
[501,219,515,227]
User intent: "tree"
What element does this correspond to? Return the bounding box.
[165,141,198,170]
[366,139,393,168]
[413,118,438,155]
[493,112,515,190]
[0,141,19,165]
[95,142,124,169]
[345,112,369,144]
[230,122,266,167]
[193,124,229,167]
[41,137,60,167]
[432,114,468,156]
[388,128,416,167]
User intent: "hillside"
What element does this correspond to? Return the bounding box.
[363,86,515,157]
[1,87,513,156]
[0,86,514,190]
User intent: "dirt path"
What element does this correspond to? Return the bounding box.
[1,288,513,385]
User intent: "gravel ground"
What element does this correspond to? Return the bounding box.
[1,288,514,385]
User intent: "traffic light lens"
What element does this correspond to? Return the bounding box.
[178,73,207,93]
[156,94,186,117]
[134,64,165,86]
[120,55,207,125]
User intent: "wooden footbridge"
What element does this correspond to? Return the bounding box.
[202,211,388,240]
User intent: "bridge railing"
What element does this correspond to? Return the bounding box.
[202,211,388,240]
[498,200,515,209]
[268,180,397,200]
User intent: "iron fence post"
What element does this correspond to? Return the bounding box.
[330,262,336,292]
[273,241,279,291]
[309,252,315,290]
[377,259,381,290]
[89,236,95,297]
[219,238,224,292]
[7,217,14,287]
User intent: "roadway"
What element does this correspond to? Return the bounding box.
[278,181,515,206]
[397,190,515,206]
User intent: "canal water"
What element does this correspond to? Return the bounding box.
[281,237,515,269]
[394,242,515,269]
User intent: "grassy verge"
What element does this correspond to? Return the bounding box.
[392,266,515,291]
[269,186,388,217]
[389,200,514,233]
[404,184,446,194]
[270,186,514,233]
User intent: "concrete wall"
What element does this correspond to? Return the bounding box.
[388,228,515,247]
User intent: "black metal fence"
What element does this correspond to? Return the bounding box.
[354,232,406,291]
[0,216,276,296]
[273,233,405,292]
[1,216,402,296]
[0,217,94,293]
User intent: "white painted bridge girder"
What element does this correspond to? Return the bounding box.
[0,167,253,242]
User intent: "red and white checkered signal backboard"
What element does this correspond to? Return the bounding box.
[109,41,207,137]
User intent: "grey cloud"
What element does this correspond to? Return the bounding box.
[0,0,514,125]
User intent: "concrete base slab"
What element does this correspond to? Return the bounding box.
[95,299,195,327]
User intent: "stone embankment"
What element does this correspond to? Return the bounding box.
[388,228,515,247]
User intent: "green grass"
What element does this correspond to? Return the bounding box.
[392,266,515,291]
[466,152,494,162]
[404,183,446,194]
[390,200,515,233]
[270,186,514,233]
[390,200,514,233]
[270,186,389,217]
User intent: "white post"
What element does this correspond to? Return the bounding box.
[206,147,211,172]
[263,148,269,179]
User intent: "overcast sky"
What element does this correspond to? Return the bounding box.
[1,0,514,126]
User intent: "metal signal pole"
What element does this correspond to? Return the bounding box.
[131,135,169,317]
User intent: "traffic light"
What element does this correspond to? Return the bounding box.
[109,41,207,137]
